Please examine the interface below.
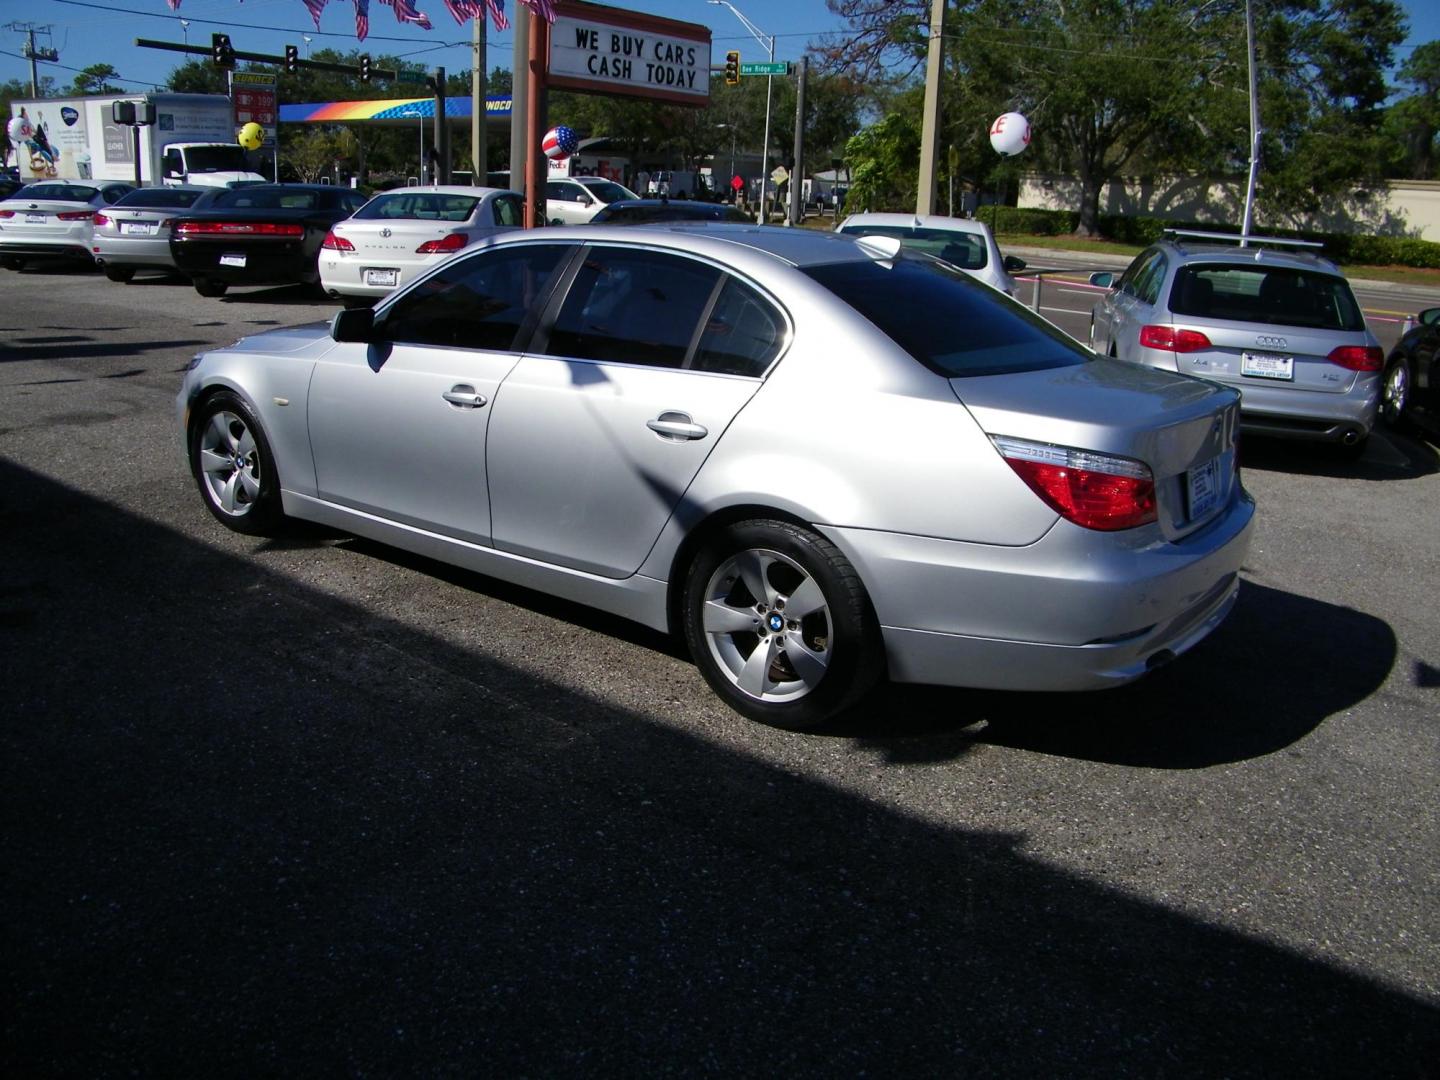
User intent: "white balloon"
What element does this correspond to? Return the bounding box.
[989,112,1031,156]
[7,115,34,142]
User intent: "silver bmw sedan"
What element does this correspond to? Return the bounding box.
[177,223,1254,730]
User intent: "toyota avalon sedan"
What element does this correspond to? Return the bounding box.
[169,183,369,298]
[318,185,524,306]
[177,225,1254,730]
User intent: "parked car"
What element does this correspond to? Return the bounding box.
[835,212,1025,295]
[0,176,26,201]
[545,176,639,225]
[318,185,525,306]
[590,199,753,225]
[91,185,212,282]
[0,179,136,270]
[177,224,1253,730]
[1089,231,1383,452]
[1379,306,1440,431]
[169,183,369,298]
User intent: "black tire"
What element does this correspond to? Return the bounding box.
[1379,354,1411,429]
[103,264,135,283]
[194,277,229,298]
[681,519,884,730]
[188,391,285,536]
[1,255,25,271]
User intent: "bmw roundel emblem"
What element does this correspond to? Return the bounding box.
[767,613,784,633]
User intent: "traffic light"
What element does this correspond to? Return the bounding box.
[211,32,235,69]
[284,44,299,74]
[724,50,740,86]
[359,54,372,83]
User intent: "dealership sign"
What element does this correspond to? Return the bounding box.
[549,1,711,107]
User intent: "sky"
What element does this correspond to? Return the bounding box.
[1,0,1437,98]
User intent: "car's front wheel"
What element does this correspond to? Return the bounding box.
[103,264,135,283]
[193,277,228,298]
[1380,354,1411,428]
[682,520,884,730]
[189,392,284,535]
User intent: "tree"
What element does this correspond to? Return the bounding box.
[843,109,922,211]
[821,0,1407,235]
[1385,40,1440,180]
[69,64,123,96]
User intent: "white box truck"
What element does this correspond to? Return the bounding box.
[11,93,265,187]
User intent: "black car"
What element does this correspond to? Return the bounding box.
[169,183,369,297]
[1380,306,1440,431]
[589,198,753,225]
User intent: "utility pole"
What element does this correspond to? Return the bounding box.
[788,56,807,226]
[7,23,59,97]
[915,0,945,216]
[471,14,487,185]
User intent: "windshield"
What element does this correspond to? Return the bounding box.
[579,180,637,204]
[1169,264,1366,331]
[353,192,480,222]
[838,224,990,271]
[181,145,253,173]
[805,255,1087,377]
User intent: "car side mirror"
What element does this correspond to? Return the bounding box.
[331,306,375,343]
[1003,255,1026,272]
[579,193,594,206]
[1419,307,1440,327]
[1089,271,1114,289]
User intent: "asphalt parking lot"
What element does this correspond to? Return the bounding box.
[2,264,1437,1075]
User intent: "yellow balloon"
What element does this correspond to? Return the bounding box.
[238,122,264,151]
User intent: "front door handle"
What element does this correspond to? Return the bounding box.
[647,411,708,441]
[442,385,487,409]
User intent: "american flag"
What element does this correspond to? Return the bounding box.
[301,0,329,31]
[354,0,370,41]
[442,1,510,31]
[380,0,432,30]
[520,0,555,23]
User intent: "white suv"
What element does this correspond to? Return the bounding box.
[545,176,638,226]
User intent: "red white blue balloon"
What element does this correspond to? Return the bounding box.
[542,125,579,161]
[989,112,1031,156]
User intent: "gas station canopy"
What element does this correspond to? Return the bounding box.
[278,96,513,126]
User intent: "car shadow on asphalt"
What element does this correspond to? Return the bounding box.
[2,457,1434,1076]
[1239,428,1438,478]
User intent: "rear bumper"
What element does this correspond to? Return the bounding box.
[171,241,320,285]
[820,486,1256,692]
[0,240,94,261]
[1234,376,1379,442]
[93,236,178,269]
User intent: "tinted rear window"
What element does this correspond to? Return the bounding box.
[804,256,1087,377]
[354,192,480,222]
[14,184,97,202]
[838,224,989,270]
[116,188,206,208]
[1169,264,1365,331]
[210,188,319,210]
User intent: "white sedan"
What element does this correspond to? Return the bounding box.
[319,185,525,305]
[835,212,1026,296]
[0,180,136,271]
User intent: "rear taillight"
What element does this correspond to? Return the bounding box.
[993,436,1157,531]
[416,232,469,254]
[0,210,13,219]
[92,212,110,227]
[1326,345,1383,371]
[175,221,305,237]
[1139,324,1212,353]
[56,210,95,221]
[322,231,355,251]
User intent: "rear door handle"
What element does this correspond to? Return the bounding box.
[442,385,487,409]
[647,411,708,441]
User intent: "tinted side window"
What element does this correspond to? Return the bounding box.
[381,244,568,350]
[545,181,577,203]
[1116,248,1158,297]
[694,278,785,377]
[1134,252,1168,305]
[547,248,722,368]
[492,194,523,227]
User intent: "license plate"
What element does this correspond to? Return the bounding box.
[122,222,157,236]
[1240,352,1293,380]
[364,268,398,287]
[219,253,247,268]
[26,212,45,224]
[1187,457,1221,520]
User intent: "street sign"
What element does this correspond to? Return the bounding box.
[396,69,429,85]
[771,165,789,186]
[730,174,744,192]
[740,61,789,76]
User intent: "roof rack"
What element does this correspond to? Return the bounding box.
[1162,228,1324,251]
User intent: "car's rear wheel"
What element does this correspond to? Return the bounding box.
[1,255,25,271]
[103,264,135,283]
[189,392,284,535]
[681,519,884,730]
[193,277,228,298]
[1380,355,1411,429]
